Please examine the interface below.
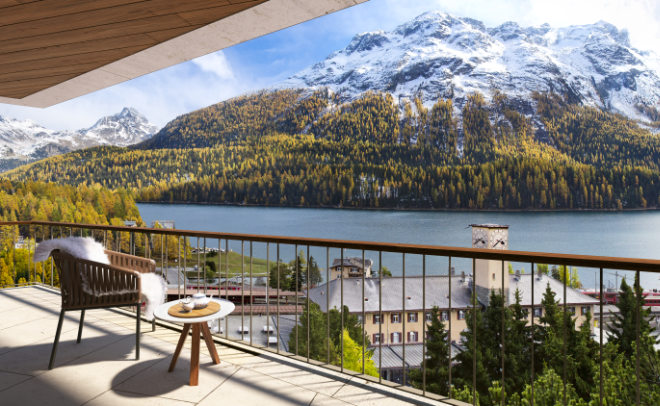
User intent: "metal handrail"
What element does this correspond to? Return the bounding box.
[2,220,659,272]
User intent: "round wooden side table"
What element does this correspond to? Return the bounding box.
[154,298,235,386]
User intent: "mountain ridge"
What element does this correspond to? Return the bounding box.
[279,11,660,127]
[0,107,158,172]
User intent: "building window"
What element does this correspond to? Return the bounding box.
[407,331,419,342]
[457,310,466,320]
[391,313,401,323]
[522,308,529,318]
[568,307,576,315]
[373,314,383,324]
[581,306,591,315]
[492,272,496,280]
[441,311,449,321]
[357,315,363,323]
[391,332,402,343]
[373,333,383,344]
[533,308,542,317]
[425,312,433,321]
[408,312,418,322]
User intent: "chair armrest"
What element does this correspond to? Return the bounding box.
[105,250,156,274]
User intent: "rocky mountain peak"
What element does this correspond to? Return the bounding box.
[0,108,158,172]
[280,12,660,126]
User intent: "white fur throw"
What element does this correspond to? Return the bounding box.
[34,237,109,264]
[34,237,166,321]
[139,273,167,321]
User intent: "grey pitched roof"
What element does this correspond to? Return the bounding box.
[370,346,407,369]
[306,276,474,313]
[369,343,464,369]
[508,274,600,306]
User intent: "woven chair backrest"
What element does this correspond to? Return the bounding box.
[52,250,141,310]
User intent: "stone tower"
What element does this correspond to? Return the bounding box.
[470,224,510,305]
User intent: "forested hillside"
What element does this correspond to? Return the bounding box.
[5,89,660,210]
[0,180,143,286]
[0,180,141,224]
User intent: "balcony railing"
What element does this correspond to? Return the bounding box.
[1,220,659,405]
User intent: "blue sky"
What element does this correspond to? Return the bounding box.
[0,0,658,130]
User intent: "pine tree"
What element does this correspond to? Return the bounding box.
[289,302,337,363]
[409,306,450,396]
[609,277,650,357]
[608,275,660,389]
[504,289,531,398]
[454,298,491,404]
[520,368,587,406]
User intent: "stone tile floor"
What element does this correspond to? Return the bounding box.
[0,286,455,406]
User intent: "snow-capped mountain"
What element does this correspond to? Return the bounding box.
[280,11,660,124]
[0,107,157,171]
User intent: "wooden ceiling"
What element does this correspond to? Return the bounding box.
[0,0,272,99]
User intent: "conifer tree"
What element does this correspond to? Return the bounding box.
[608,275,659,388]
[410,306,450,396]
[454,298,491,404]
[504,289,531,398]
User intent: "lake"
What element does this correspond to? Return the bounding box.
[137,204,660,290]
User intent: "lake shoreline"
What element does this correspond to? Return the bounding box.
[137,203,660,290]
[136,200,660,213]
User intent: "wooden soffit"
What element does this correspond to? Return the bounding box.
[0,0,366,107]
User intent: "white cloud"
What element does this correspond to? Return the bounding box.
[191,51,235,80]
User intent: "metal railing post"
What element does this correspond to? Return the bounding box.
[563,265,567,406]
[249,241,253,346]
[340,248,344,372]
[472,257,476,405]
[402,252,407,385]
[276,243,280,353]
[295,244,298,356]
[241,240,245,341]
[531,262,535,406]
[307,245,311,363]
[327,247,330,364]
[266,243,270,350]
[635,269,640,406]
[422,254,426,396]
[448,256,453,397]
[378,250,383,383]
[50,227,54,287]
[225,239,229,339]
[599,267,603,406]
[501,260,505,406]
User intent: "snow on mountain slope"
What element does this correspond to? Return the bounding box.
[280,11,660,124]
[0,107,157,171]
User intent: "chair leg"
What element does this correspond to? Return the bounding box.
[136,304,140,360]
[77,310,85,343]
[49,310,65,370]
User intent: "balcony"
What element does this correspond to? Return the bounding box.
[1,220,659,406]
[0,285,447,406]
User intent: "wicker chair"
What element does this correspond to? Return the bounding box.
[48,249,156,369]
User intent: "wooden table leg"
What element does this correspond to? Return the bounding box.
[169,323,190,372]
[190,323,200,386]
[201,322,220,364]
